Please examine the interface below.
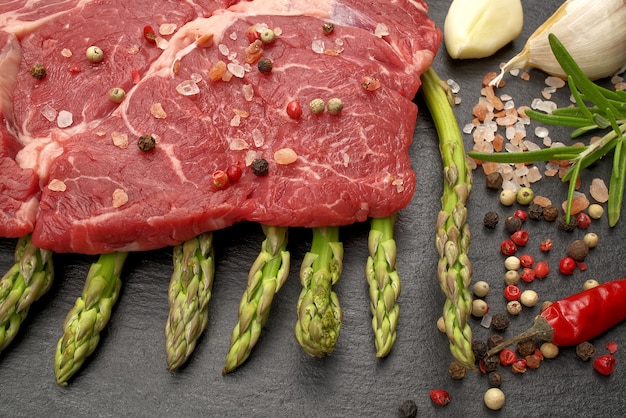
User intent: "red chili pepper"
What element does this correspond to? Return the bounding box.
[504,285,521,301]
[500,239,517,256]
[429,389,451,406]
[510,230,529,247]
[539,238,553,252]
[534,261,550,279]
[499,348,517,366]
[559,256,576,275]
[143,25,157,43]
[286,100,302,119]
[593,354,616,375]
[485,278,626,355]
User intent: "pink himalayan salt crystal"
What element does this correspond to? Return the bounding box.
[590,178,609,203]
[563,194,589,215]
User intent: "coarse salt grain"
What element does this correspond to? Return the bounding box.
[218,44,229,56]
[176,79,200,96]
[230,114,241,127]
[252,128,264,147]
[227,62,245,78]
[112,189,129,208]
[590,178,609,203]
[311,39,325,54]
[150,103,167,119]
[57,110,73,128]
[229,137,249,150]
[111,131,128,148]
[41,104,57,122]
[159,23,177,36]
[274,148,298,164]
[242,84,254,101]
[374,23,390,37]
[534,126,549,138]
[61,48,72,58]
[48,179,67,192]
[545,76,566,88]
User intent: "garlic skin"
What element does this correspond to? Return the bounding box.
[492,0,626,85]
[444,0,524,59]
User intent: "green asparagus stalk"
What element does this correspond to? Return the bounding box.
[165,232,215,371]
[366,215,400,357]
[294,227,343,357]
[421,67,475,368]
[222,225,289,374]
[55,251,128,385]
[0,235,53,351]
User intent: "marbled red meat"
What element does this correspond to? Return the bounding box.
[0,0,441,253]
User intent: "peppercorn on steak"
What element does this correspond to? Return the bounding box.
[0,0,440,254]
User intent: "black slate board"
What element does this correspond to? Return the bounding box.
[2,1,626,416]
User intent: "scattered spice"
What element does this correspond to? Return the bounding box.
[518,254,534,268]
[583,232,598,248]
[257,57,273,74]
[487,334,505,349]
[429,389,451,407]
[520,268,536,283]
[588,203,604,219]
[398,400,417,418]
[483,388,505,411]
[575,212,591,229]
[112,188,129,208]
[143,25,157,43]
[86,45,104,63]
[557,214,577,231]
[260,29,276,44]
[226,165,242,182]
[534,261,550,279]
[326,97,343,115]
[504,270,520,285]
[504,285,521,302]
[500,240,517,256]
[245,39,264,64]
[498,348,517,366]
[448,361,467,380]
[487,372,503,388]
[558,256,576,275]
[361,75,381,91]
[511,358,527,374]
[506,300,522,315]
[567,240,589,261]
[472,299,489,317]
[540,342,559,359]
[491,313,510,331]
[542,205,559,221]
[504,256,520,271]
[499,189,516,206]
[322,22,335,35]
[309,98,325,114]
[510,230,529,246]
[472,340,488,360]
[583,279,600,290]
[483,211,499,229]
[593,354,616,376]
[482,354,500,372]
[539,238,553,252]
[108,87,126,103]
[137,134,156,152]
[514,209,528,222]
[516,339,536,357]
[504,215,522,233]
[286,100,303,119]
[576,341,596,361]
[606,341,618,354]
[528,203,543,220]
[473,281,490,297]
[516,187,534,205]
[251,158,269,176]
[30,63,47,80]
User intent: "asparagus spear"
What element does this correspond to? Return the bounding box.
[55,251,128,385]
[0,235,53,351]
[294,227,343,357]
[366,215,400,357]
[222,225,289,374]
[421,67,475,368]
[165,232,214,371]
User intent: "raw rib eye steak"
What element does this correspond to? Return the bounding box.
[0,0,441,254]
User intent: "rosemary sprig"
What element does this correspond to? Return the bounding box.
[469,34,626,226]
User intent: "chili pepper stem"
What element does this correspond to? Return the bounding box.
[485,315,554,358]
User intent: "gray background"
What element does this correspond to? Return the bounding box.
[2,1,625,416]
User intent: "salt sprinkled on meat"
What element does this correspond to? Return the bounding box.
[41,105,57,122]
[176,80,200,96]
[57,110,73,128]
[219,43,229,56]
[227,62,245,78]
[229,138,249,151]
[150,103,167,119]
[242,84,254,101]
[311,39,324,54]
[48,179,67,192]
[375,23,390,37]
[60,48,72,58]
[159,23,177,36]
[112,189,129,208]
[111,132,129,149]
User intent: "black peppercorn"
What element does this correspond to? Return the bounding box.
[504,215,522,233]
[485,171,503,190]
[491,313,510,332]
[543,205,559,222]
[448,361,467,380]
[257,57,273,74]
[30,63,47,80]
[487,371,504,388]
[482,354,500,372]
[557,214,577,232]
[483,211,499,229]
[487,334,505,349]
[528,203,543,220]
[472,340,488,360]
[322,22,335,35]
[398,400,417,418]
[576,341,596,361]
[137,134,156,152]
[251,158,269,176]
[516,338,536,357]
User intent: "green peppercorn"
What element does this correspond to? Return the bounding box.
[137,134,156,152]
[251,158,269,176]
[86,45,104,63]
[30,63,47,80]
[322,22,335,35]
[108,87,126,103]
[309,98,325,114]
[516,186,534,205]
[327,97,343,115]
[260,29,276,44]
[257,57,273,74]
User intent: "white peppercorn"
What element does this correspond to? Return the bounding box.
[583,232,599,248]
[484,388,505,410]
[588,204,604,219]
[504,270,520,285]
[500,189,516,206]
[473,280,490,297]
[504,256,521,271]
[520,289,539,307]
[506,300,522,315]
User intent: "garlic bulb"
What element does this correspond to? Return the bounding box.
[491,0,626,85]
[444,0,524,59]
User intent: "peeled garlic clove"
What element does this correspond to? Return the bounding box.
[491,0,626,86]
[444,0,523,59]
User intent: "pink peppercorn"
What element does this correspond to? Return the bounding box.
[559,256,576,275]
[500,240,518,256]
